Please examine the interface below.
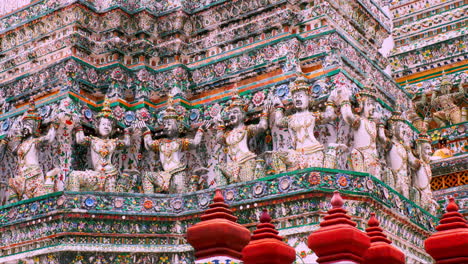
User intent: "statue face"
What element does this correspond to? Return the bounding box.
[395,123,408,143]
[441,83,451,94]
[98,118,113,137]
[419,142,432,161]
[22,120,35,137]
[163,119,179,137]
[362,99,375,118]
[229,107,245,126]
[292,90,309,111]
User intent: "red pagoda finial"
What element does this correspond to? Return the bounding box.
[425,197,468,263]
[331,190,344,208]
[308,191,370,263]
[186,189,251,261]
[362,213,405,264]
[242,209,296,264]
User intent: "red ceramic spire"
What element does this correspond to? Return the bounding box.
[242,209,296,264]
[362,213,405,264]
[425,197,468,264]
[186,189,251,260]
[307,191,371,263]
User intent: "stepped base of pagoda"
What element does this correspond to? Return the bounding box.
[0,168,436,263]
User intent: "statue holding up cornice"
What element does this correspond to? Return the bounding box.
[410,134,438,213]
[7,101,58,202]
[271,76,338,172]
[329,85,387,179]
[66,98,132,192]
[385,112,415,198]
[430,74,466,126]
[142,97,206,193]
[215,95,270,183]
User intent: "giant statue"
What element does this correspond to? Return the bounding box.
[216,95,270,183]
[7,101,58,202]
[142,97,206,193]
[272,76,337,172]
[410,134,437,213]
[386,112,413,198]
[66,98,132,192]
[329,85,386,179]
[429,74,466,126]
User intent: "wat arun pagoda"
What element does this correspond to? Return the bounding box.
[0,0,466,263]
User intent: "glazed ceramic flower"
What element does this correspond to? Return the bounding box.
[252,91,265,106]
[113,106,125,120]
[111,68,125,81]
[137,69,150,82]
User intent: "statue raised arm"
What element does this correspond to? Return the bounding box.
[217,94,269,183]
[142,98,206,193]
[271,76,336,173]
[7,101,58,202]
[66,98,131,192]
[330,84,386,179]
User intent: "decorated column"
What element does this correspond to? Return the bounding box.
[363,213,405,264]
[186,189,251,264]
[242,209,296,264]
[307,191,370,264]
[425,197,468,264]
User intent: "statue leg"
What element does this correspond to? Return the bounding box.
[238,159,257,182]
[105,175,117,193]
[8,177,22,202]
[271,151,288,174]
[306,150,325,168]
[449,108,462,124]
[433,111,447,127]
[67,171,81,191]
[170,171,186,193]
[142,172,155,194]
[349,149,365,173]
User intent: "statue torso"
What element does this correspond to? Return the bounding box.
[289,112,320,150]
[17,137,40,167]
[158,138,185,172]
[225,125,255,163]
[90,136,119,173]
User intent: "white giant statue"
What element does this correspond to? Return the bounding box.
[66,98,132,192]
[329,85,386,179]
[272,76,337,172]
[410,134,438,213]
[386,112,413,197]
[142,97,206,193]
[216,95,270,183]
[7,101,58,202]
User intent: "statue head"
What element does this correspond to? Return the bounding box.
[96,98,116,138]
[163,96,183,138]
[227,95,247,127]
[389,112,409,143]
[439,74,452,94]
[289,76,310,111]
[21,100,42,138]
[355,87,377,118]
[416,134,432,163]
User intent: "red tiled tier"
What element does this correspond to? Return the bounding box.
[186,189,251,260]
[363,212,405,264]
[308,191,371,264]
[242,209,296,264]
[425,197,468,264]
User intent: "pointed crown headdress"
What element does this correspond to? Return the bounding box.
[289,75,310,94]
[355,86,377,102]
[227,93,248,112]
[416,133,431,144]
[163,96,182,120]
[96,97,115,121]
[23,100,42,123]
[440,71,452,87]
